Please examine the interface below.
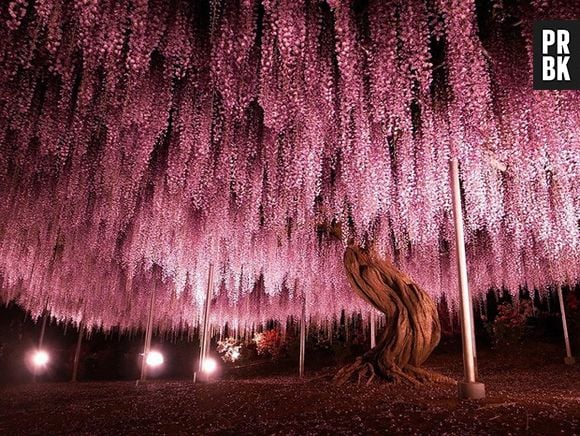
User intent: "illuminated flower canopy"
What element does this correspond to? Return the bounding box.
[0,0,578,330]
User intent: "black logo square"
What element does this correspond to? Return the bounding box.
[533,20,580,90]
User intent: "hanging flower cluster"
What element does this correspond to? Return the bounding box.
[0,0,577,331]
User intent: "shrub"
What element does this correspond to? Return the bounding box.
[216,337,243,363]
[486,300,533,348]
[254,329,285,360]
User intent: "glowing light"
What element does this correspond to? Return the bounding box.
[231,350,240,361]
[145,351,164,367]
[202,358,218,374]
[32,350,49,367]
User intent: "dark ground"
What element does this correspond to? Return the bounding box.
[1,344,579,435]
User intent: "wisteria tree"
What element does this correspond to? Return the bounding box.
[0,0,578,382]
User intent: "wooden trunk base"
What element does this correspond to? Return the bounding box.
[333,352,456,386]
[334,246,455,386]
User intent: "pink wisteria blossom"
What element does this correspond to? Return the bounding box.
[0,0,577,331]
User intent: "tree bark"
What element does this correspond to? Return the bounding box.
[334,246,455,385]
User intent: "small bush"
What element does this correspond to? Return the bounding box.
[216,337,243,363]
[254,330,285,360]
[485,300,533,348]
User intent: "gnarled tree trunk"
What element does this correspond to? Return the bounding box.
[334,246,455,385]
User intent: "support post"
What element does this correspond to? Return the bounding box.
[197,263,214,381]
[140,285,156,382]
[38,310,48,349]
[450,158,485,400]
[557,286,576,365]
[299,292,306,378]
[72,321,83,382]
[33,309,49,382]
[370,310,376,349]
[329,318,333,345]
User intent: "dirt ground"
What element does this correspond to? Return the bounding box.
[1,346,579,435]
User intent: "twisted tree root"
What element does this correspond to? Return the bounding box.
[333,246,456,386]
[334,352,456,386]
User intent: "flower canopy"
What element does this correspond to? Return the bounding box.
[0,0,578,330]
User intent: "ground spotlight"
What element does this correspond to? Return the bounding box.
[32,350,49,367]
[145,350,164,367]
[201,357,218,374]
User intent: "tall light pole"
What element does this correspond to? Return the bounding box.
[450,157,485,400]
[140,284,156,383]
[72,320,84,382]
[557,286,576,365]
[299,290,306,378]
[33,307,49,382]
[197,263,214,381]
[38,309,48,349]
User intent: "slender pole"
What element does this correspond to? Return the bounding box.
[38,310,48,349]
[198,263,214,379]
[329,318,333,345]
[72,321,83,382]
[299,292,306,378]
[557,286,576,365]
[370,310,376,349]
[140,286,156,382]
[450,158,485,399]
[34,309,49,382]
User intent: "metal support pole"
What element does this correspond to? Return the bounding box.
[329,318,333,345]
[450,158,485,399]
[557,286,576,365]
[140,286,155,382]
[299,293,306,378]
[370,310,376,349]
[72,321,84,382]
[33,310,49,382]
[197,263,214,381]
[38,310,48,349]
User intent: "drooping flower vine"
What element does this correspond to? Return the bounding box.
[0,0,577,331]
